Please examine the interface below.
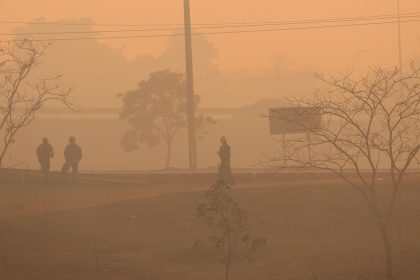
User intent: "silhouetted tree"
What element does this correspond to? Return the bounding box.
[13,19,133,107]
[266,63,420,280]
[0,39,74,168]
[120,69,211,169]
[158,35,228,107]
[195,180,266,280]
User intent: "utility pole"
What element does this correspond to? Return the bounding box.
[183,0,198,170]
[396,0,403,252]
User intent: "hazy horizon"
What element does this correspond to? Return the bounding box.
[2,1,420,108]
[2,0,419,71]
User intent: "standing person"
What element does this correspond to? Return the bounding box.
[36,137,54,183]
[61,136,82,179]
[217,136,234,185]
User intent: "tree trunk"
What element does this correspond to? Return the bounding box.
[0,133,15,168]
[379,222,396,280]
[225,230,232,280]
[164,139,172,170]
[225,259,231,280]
[0,146,7,168]
[0,150,8,168]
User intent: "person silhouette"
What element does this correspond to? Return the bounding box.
[36,138,54,183]
[217,136,234,185]
[61,136,82,179]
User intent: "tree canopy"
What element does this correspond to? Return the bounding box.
[120,69,210,169]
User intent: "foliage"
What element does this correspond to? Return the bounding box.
[195,180,266,280]
[119,69,213,169]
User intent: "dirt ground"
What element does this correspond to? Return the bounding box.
[0,173,420,280]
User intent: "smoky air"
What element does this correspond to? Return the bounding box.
[1,1,420,280]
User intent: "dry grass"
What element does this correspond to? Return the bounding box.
[0,174,419,280]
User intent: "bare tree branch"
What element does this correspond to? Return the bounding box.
[0,39,74,167]
[264,63,420,280]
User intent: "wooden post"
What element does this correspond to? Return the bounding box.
[282,133,287,165]
[306,132,312,165]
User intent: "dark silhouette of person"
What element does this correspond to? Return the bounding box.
[36,138,54,182]
[217,136,234,185]
[61,136,82,178]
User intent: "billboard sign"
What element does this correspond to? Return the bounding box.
[269,107,322,135]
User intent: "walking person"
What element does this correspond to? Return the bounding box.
[217,136,234,185]
[61,136,82,179]
[36,137,54,183]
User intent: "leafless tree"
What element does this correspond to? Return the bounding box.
[0,39,74,168]
[266,63,420,280]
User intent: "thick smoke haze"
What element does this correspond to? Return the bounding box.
[1,1,420,280]
[2,0,420,69]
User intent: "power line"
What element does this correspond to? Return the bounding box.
[0,20,179,27]
[0,11,419,28]
[0,17,419,43]
[1,13,420,36]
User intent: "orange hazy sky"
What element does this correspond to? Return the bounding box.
[1,0,420,72]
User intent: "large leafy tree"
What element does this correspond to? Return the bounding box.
[120,69,211,169]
